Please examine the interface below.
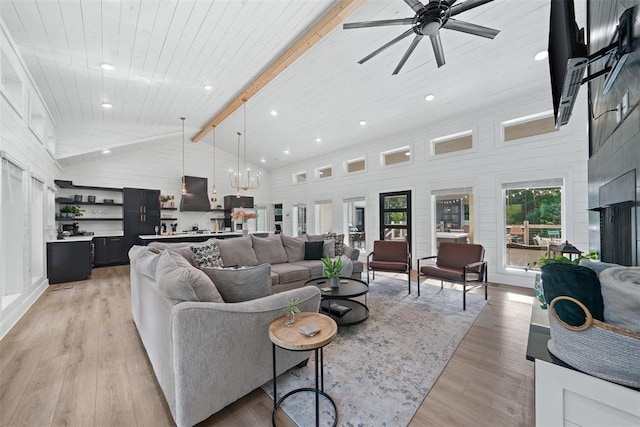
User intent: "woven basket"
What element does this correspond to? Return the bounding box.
[547,295,640,388]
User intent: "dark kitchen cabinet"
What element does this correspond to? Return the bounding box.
[47,241,92,284]
[124,188,161,259]
[93,236,126,266]
[224,195,254,210]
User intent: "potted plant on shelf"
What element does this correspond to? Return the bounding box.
[283,297,301,327]
[322,256,343,288]
[159,195,170,208]
[60,205,84,218]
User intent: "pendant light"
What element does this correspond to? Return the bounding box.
[230,98,260,197]
[181,117,187,194]
[211,124,217,202]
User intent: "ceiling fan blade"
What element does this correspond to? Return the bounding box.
[430,32,446,67]
[403,0,425,13]
[449,0,494,17]
[358,28,415,64]
[343,18,414,30]
[392,34,424,75]
[443,18,500,39]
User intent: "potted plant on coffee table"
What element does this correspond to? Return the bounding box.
[283,297,301,327]
[322,256,343,288]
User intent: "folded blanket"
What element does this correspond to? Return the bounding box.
[599,267,640,333]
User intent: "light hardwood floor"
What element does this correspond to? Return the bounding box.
[0,266,535,426]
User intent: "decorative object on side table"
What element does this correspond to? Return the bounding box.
[322,256,342,288]
[534,273,547,309]
[284,297,301,327]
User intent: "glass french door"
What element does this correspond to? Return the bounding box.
[379,190,412,251]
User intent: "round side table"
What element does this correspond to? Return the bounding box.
[268,312,338,427]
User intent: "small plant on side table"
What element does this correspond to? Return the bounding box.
[322,256,343,288]
[284,297,301,327]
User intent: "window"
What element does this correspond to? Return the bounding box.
[432,131,473,156]
[382,147,411,166]
[292,171,307,184]
[315,201,333,234]
[379,190,412,249]
[30,176,44,286]
[292,203,307,236]
[502,112,557,142]
[255,205,267,232]
[345,158,365,173]
[317,166,332,179]
[0,49,23,115]
[503,179,563,269]
[432,187,474,248]
[2,156,26,310]
[344,198,366,249]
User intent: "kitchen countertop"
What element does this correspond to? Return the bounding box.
[47,231,124,243]
[138,231,274,240]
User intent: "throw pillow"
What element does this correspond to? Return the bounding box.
[129,245,162,280]
[149,241,196,266]
[598,267,640,333]
[190,240,223,268]
[322,239,336,258]
[251,234,288,265]
[540,263,604,326]
[578,258,621,275]
[280,234,306,262]
[156,250,224,303]
[216,236,259,267]
[202,264,272,303]
[322,233,344,256]
[304,241,324,260]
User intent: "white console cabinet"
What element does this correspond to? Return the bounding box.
[535,359,640,426]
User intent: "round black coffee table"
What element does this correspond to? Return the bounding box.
[304,277,369,326]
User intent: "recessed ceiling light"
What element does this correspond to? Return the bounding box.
[315,137,322,143]
[101,103,112,109]
[534,50,548,61]
[424,94,435,101]
[270,110,278,116]
[102,149,111,154]
[203,84,212,90]
[100,63,114,71]
[284,149,290,155]
[260,157,266,163]
[359,120,367,126]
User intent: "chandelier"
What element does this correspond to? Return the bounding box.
[230,99,260,197]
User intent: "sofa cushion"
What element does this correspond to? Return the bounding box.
[304,241,324,260]
[251,235,288,265]
[156,250,224,303]
[280,235,306,262]
[148,241,196,266]
[323,239,336,258]
[291,260,325,277]
[270,263,310,284]
[129,245,162,280]
[270,271,280,286]
[190,240,223,268]
[217,236,259,267]
[202,264,272,303]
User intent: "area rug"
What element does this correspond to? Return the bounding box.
[262,277,488,426]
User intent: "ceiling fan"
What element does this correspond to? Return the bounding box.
[343,0,500,74]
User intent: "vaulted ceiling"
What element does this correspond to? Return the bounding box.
[1,0,575,169]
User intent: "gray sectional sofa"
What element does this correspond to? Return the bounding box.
[149,233,363,292]
[128,233,362,426]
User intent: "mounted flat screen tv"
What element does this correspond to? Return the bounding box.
[548,0,587,128]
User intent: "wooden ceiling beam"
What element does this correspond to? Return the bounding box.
[191,0,365,143]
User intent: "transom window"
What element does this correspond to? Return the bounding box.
[382,147,411,166]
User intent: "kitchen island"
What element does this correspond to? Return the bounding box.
[138,231,272,245]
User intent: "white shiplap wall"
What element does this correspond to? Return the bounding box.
[267,90,590,288]
[1,21,60,338]
[60,139,271,234]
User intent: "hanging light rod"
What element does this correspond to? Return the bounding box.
[181,117,187,194]
[190,0,365,143]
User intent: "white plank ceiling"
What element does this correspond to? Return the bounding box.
[1,0,583,169]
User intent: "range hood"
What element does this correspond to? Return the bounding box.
[179,176,211,212]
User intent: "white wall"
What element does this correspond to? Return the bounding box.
[61,138,271,233]
[0,21,60,338]
[268,91,590,288]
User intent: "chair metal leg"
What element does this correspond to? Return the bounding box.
[440,280,443,290]
[463,283,466,310]
[407,272,411,295]
[417,276,421,297]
